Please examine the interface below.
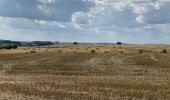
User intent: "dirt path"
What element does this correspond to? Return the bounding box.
[150,54,158,61]
[89,57,96,66]
[149,53,170,65]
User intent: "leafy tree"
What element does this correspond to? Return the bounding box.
[73,42,78,45]
[3,45,12,49]
[12,45,18,49]
[117,42,122,45]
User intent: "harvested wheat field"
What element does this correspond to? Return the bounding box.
[0,45,170,100]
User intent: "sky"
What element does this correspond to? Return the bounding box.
[0,0,170,43]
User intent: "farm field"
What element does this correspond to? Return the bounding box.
[0,45,170,100]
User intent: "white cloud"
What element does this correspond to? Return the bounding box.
[136,15,145,24]
[34,20,47,25]
[57,23,66,29]
[0,0,170,43]
[37,0,55,4]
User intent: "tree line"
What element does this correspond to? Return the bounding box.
[0,44,18,49]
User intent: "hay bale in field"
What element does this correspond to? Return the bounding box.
[73,51,77,53]
[85,48,88,50]
[30,50,36,53]
[119,50,124,53]
[96,48,99,50]
[104,51,109,53]
[58,50,62,53]
[138,49,143,53]
[91,50,95,53]
[162,49,167,53]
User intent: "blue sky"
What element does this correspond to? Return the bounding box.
[0,0,170,43]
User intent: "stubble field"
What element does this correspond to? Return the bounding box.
[0,45,170,100]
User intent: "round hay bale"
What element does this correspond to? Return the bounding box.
[91,50,95,53]
[96,48,99,50]
[58,50,62,53]
[104,51,109,53]
[162,49,167,53]
[73,51,77,53]
[138,49,143,53]
[30,50,36,53]
[119,50,124,53]
[85,48,88,50]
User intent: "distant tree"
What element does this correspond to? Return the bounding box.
[117,42,122,45]
[0,45,3,49]
[12,45,17,49]
[73,42,78,45]
[3,40,11,44]
[3,45,12,49]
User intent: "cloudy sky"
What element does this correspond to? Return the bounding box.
[0,0,170,43]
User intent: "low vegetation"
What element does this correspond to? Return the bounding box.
[0,44,170,99]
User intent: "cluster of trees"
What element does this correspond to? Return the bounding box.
[0,44,17,50]
[23,41,55,46]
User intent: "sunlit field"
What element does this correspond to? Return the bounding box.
[0,45,170,100]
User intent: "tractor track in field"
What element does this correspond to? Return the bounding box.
[149,53,170,64]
